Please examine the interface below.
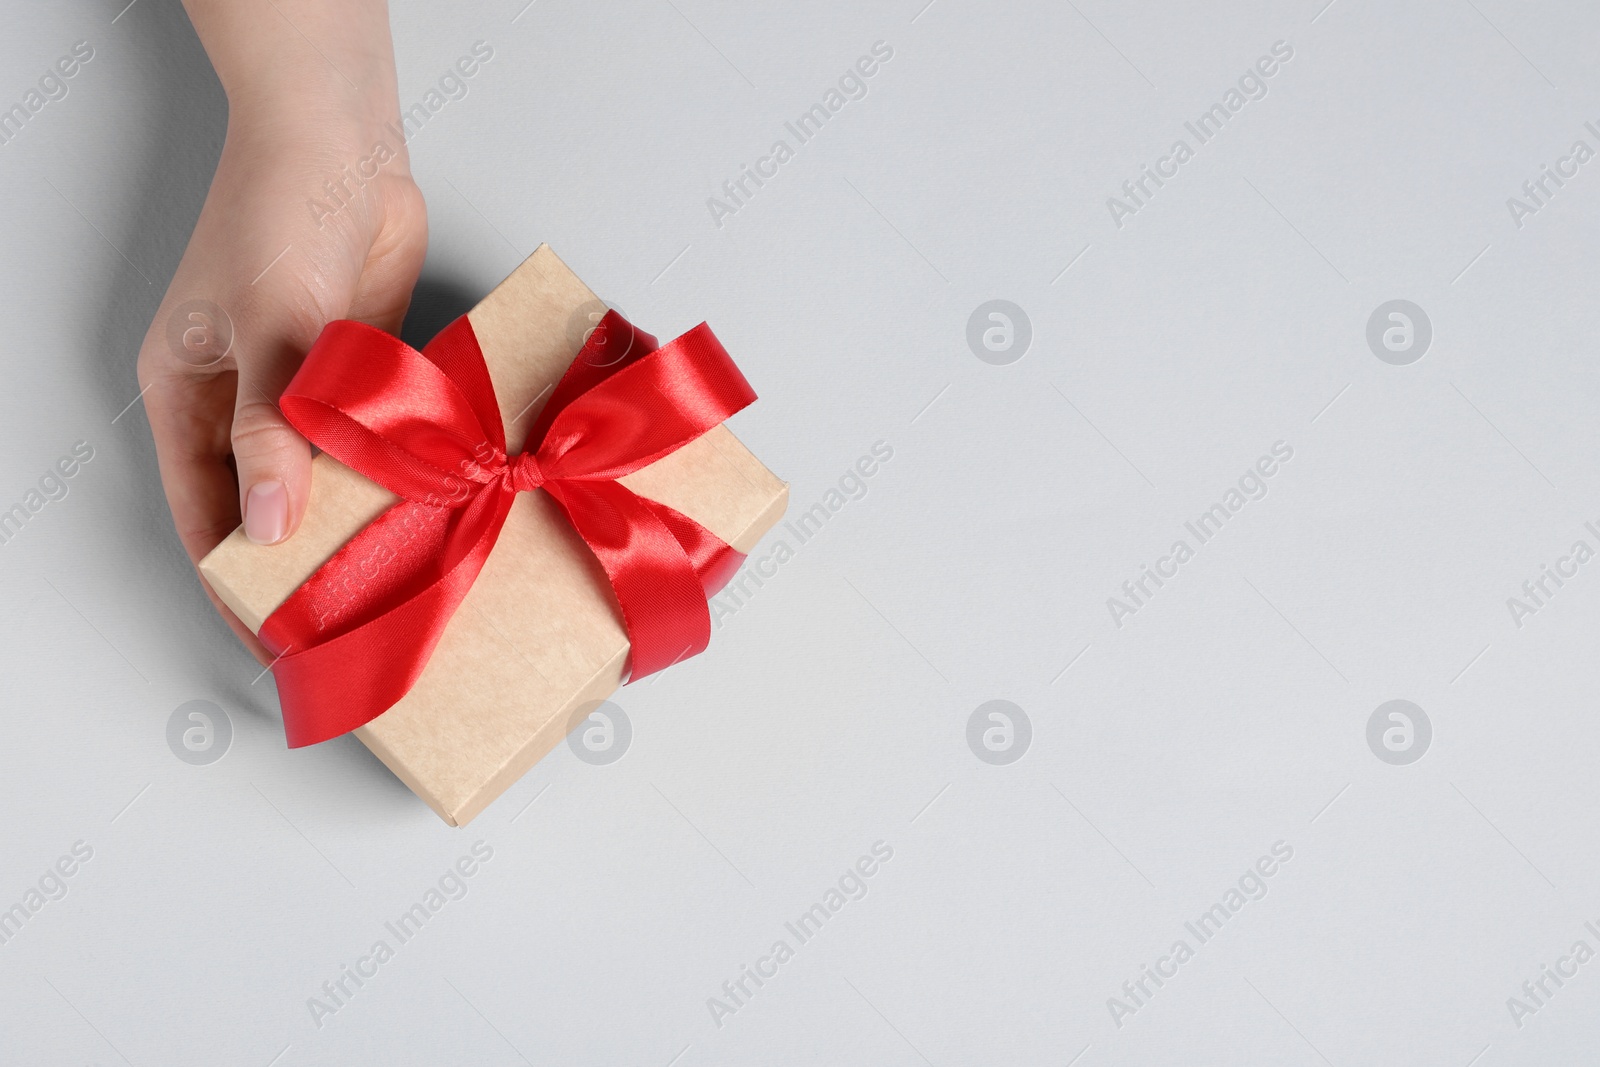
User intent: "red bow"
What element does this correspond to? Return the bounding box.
[258,311,755,747]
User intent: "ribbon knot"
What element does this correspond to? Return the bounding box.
[505,452,545,493]
[255,310,758,748]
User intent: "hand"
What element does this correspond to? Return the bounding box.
[137,0,425,662]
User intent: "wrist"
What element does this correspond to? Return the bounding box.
[185,0,402,132]
[224,76,405,158]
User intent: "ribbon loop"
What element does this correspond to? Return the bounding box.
[259,310,756,748]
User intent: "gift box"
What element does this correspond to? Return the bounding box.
[198,245,787,825]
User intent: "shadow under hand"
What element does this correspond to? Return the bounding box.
[401,274,481,350]
[88,4,278,716]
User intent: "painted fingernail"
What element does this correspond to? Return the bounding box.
[244,481,288,545]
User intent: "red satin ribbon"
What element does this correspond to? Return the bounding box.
[258,311,755,748]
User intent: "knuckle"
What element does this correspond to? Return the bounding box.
[134,348,158,392]
[144,296,240,377]
[230,400,291,455]
[135,333,180,389]
[385,177,429,242]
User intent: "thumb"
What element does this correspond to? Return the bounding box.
[227,181,426,546]
[234,359,313,546]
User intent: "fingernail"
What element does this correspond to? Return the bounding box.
[244,481,289,544]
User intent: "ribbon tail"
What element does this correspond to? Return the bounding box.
[260,490,513,747]
[638,497,746,597]
[546,480,719,680]
[266,593,451,748]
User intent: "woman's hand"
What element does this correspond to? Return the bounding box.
[137,0,425,661]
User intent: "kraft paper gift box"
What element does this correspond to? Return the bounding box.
[198,245,788,825]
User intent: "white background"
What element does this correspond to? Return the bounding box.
[2,0,1599,1064]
